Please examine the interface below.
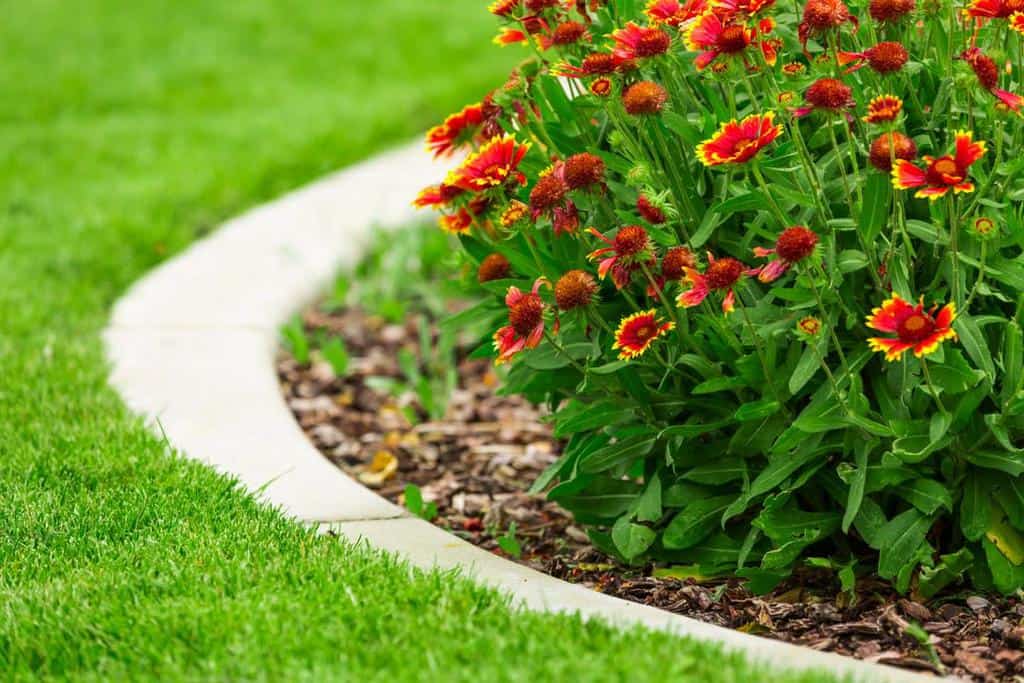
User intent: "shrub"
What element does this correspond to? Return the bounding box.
[416,0,1024,596]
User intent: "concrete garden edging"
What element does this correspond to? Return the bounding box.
[104,140,951,683]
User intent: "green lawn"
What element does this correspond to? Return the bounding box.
[0,1,841,680]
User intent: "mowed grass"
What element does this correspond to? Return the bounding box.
[0,1,843,680]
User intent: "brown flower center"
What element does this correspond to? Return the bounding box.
[806,78,852,109]
[775,227,819,262]
[635,28,672,57]
[529,173,569,213]
[553,21,588,45]
[868,132,917,171]
[718,25,750,53]
[555,270,598,311]
[897,313,936,342]
[478,253,511,283]
[563,153,606,190]
[614,225,650,256]
[868,42,909,73]
[927,157,963,185]
[509,294,544,336]
[581,53,619,75]
[662,247,696,280]
[705,258,744,290]
[622,81,669,115]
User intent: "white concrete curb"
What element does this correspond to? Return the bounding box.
[105,140,951,683]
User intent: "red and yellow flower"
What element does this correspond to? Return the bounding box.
[966,0,1024,20]
[891,131,987,200]
[684,13,777,70]
[866,294,958,361]
[439,208,474,235]
[869,132,918,172]
[612,22,672,61]
[798,0,857,52]
[696,112,783,166]
[712,0,778,17]
[837,41,909,74]
[425,103,486,158]
[677,253,749,314]
[493,278,551,364]
[613,310,675,360]
[862,94,903,123]
[413,182,465,209]
[793,77,855,117]
[494,26,530,45]
[1012,11,1024,32]
[752,226,819,283]
[447,135,531,193]
[489,0,521,16]
[646,0,709,26]
[555,52,623,78]
[961,48,1024,111]
[587,225,656,289]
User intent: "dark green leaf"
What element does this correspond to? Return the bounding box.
[876,508,933,580]
[663,495,735,550]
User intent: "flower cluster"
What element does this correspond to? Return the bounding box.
[414,0,1024,595]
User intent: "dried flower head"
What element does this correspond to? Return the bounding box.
[478,253,512,283]
[869,0,916,21]
[869,132,917,172]
[637,194,667,224]
[555,269,599,310]
[564,152,606,190]
[529,171,570,215]
[661,246,697,280]
[622,81,669,115]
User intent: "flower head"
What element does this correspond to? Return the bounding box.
[612,22,672,60]
[500,200,529,228]
[637,194,667,224]
[661,246,697,280]
[796,316,823,340]
[489,0,520,17]
[613,310,675,360]
[447,135,531,193]
[494,27,530,46]
[866,294,957,361]
[587,225,655,289]
[967,0,1024,20]
[1013,11,1024,32]
[969,215,1000,239]
[646,0,709,26]
[478,253,512,283]
[494,278,550,364]
[439,208,474,234]
[623,81,669,115]
[862,94,903,123]
[529,168,570,217]
[794,77,854,117]
[798,0,857,51]
[564,152,606,190]
[414,182,465,209]
[869,0,916,21]
[869,131,917,171]
[696,112,782,166]
[677,252,748,314]
[892,131,986,200]
[590,78,613,96]
[752,226,819,282]
[426,103,485,158]
[555,269,599,310]
[556,52,622,78]
[838,41,909,74]
[684,12,777,70]
[961,48,1024,111]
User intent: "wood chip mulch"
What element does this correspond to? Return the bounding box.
[278,305,1024,683]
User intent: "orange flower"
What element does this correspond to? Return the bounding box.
[869,132,917,172]
[793,77,854,117]
[838,41,909,74]
[646,0,709,26]
[493,278,550,364]
[696,112,782,166]
[555,52,622,78]
[489,0,521,16]
[425,103,486,158]
[413,182,465,209]
[967,0,1024,19]
[892,131,986,200]
[613,310,675,360]
[1012,11,1024,32]
[798,0,857,52]
[869,0,915,21]
[684,13,777,70]
[439,208,474,235]
[752,226,819,283]
[447,135,531,193]
[494,27,529,45]
[587,225,655,289]
[611,22,672,61]
[866,294,958,361]
[862,94,903,123]
[677,253,749,314]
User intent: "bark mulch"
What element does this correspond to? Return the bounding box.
[278,305,1024,683]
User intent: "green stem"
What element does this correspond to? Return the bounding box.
[920,357,949,416]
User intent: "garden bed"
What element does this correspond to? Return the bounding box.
[278,231,1023,683]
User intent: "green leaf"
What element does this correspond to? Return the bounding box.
[682,458,748,485]
[955,314,996,381]
[964,450,1024,476]
[917,548,974,600]
[876,508,933,580]
[549,477,641,520]
[734,399,781,422]
[893,478,953,515]
[663,495,735,550]
[1003,321,1023,403]
[837,249,869,273]
[579,435,656,473]
[983,537,1024,594]
[985,413,1023,453]
[553,400,633,438]
[928,349,984,394]
[611,516,656,561]
[842,444,869,533]
[635,474,663,523]
[660,417,732,439]
[986,512,1024,566]
[789,340,823,395]
[858,172,890,243]
[692,376,747,394]
[723,445,821,522]
[961,470,991,542]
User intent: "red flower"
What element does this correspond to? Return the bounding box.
[587,225,654,289]
[447,135,531,193]
[538,21,592,50]
[611,22,672,61]
[622,81,669,115]
[862,94,903,123]
[1013,11,1024,32]
[478,253,512,283]
[892,131,986,200]
[439,208,474,235]
[494,27,529,45]
[590,78,613,96]
[564,152,606,190]
[413,182,465,209]
[713,0,779,15]
[793,77,854,117]
[684,13,777,70]
[838,41,909,74]
[637,194,667,224]
[967,0,1024,19]
[869,132,917,172]
[752,226,819,282]
[425,103,485,158]
[493,278,550,364]
[489,0,521,17]
[677,253,748,314]
[555,52,622,78]
[646,0,709,26]
[613,310,675,360]
[555,270,599,310]
[798,0,857,52]
[869,0,915,21]
[961,48,1024,111]
[696,112,782,166]
[866,294,958,361]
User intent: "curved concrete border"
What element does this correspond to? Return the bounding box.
[104,140,949,683]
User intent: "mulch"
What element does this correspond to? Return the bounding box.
[278,304,1024,683]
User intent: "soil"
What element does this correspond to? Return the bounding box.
[278,304,1024,683]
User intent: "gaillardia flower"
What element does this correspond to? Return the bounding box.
[623,81,669,115]
[612,22,672,60]
[798,0,858,51]
[439,208,474,235]
[448,135,531,193]
[866,294,957,361]
[677,253,748,314]
[869,132,918,172]
[555,269,598,310]
[967,0,1024,20]
[891,131,986,200]
[862,94,903,123]
[869,0,915,21]
[493,278,550,364]
[613,310,675,360]
[684,12,777,70]
[555,52,622,78]
[414,182,465,209]
[796,315,823,340]
[587,225,656,289]
[794,77,854,117]
[838,41,909,74]
[637,194,667,224]
[646,0,709,26]
[426,103,485,158]
[1013,12,1024,33]
[696,112,783,166]
[494,27,530,46]
[961,48,1024,111]
[752,226,819,282]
